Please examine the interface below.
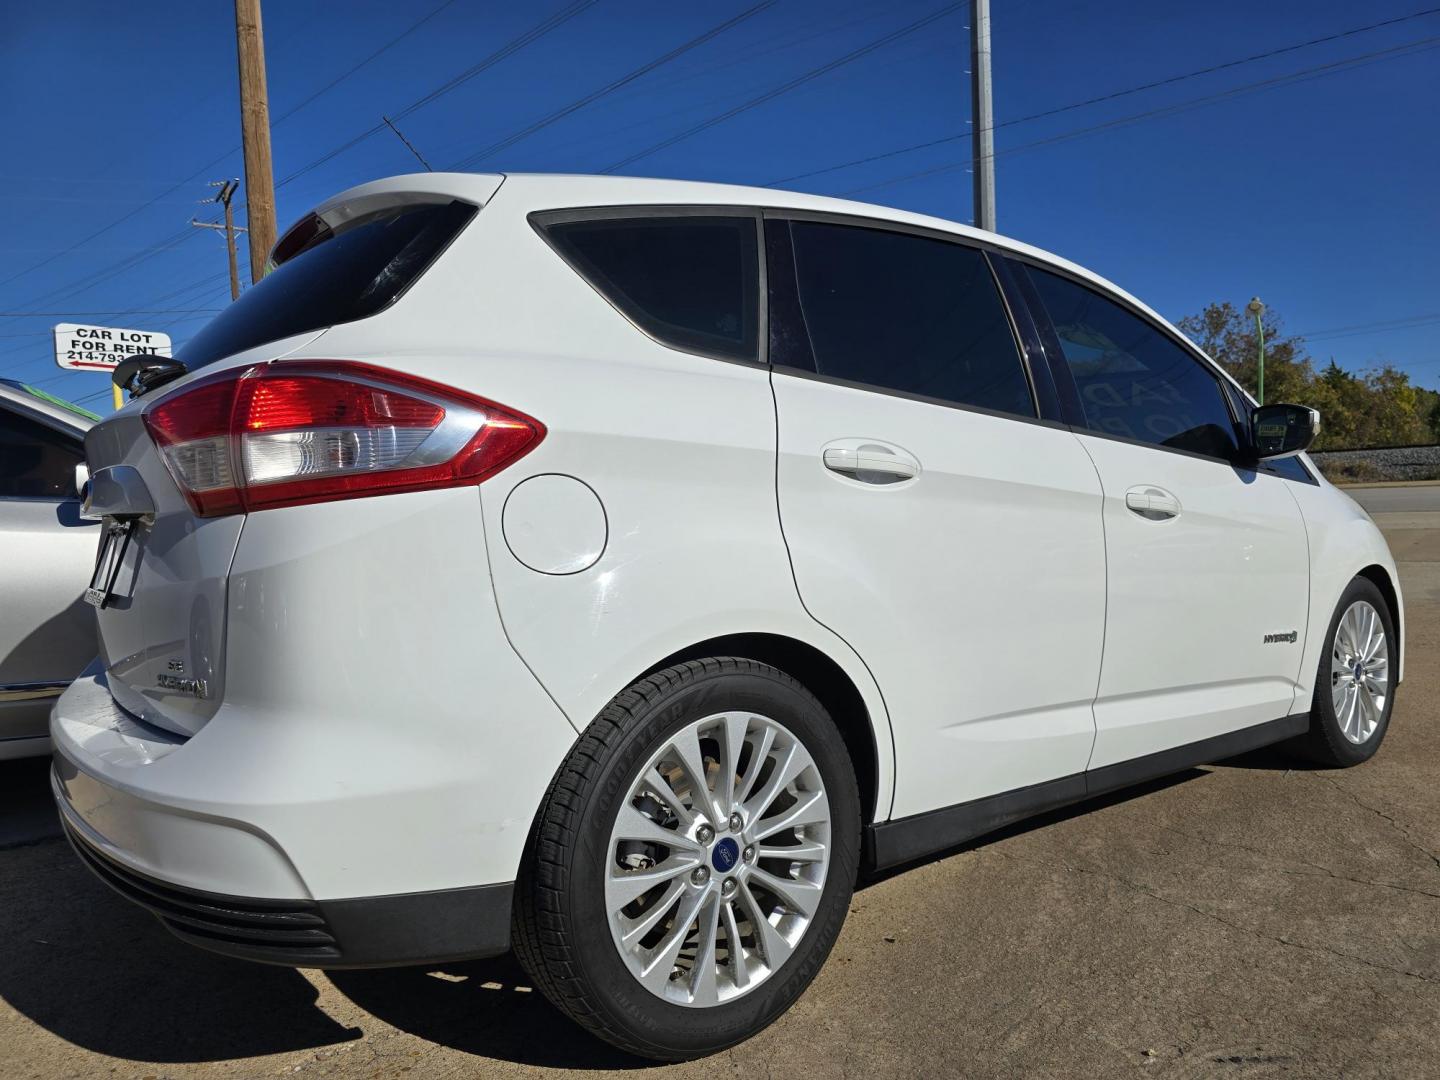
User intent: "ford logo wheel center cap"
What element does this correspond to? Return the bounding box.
[711,836,740,872]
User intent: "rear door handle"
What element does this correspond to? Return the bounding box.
[1124,485,1181,520]
[821,440,920,484]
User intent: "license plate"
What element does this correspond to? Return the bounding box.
[84,520,136,609]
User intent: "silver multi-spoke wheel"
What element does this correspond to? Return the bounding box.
[1331,599,1389,744]
[605,710,831,1007]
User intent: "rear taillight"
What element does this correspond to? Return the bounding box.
[143,361,544,517]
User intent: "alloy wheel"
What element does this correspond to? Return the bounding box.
[604,710,831,1007]
[1331,599,1389,744]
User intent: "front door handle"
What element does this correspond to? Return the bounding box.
[1124,485,1181,521]
[821,440,920,485]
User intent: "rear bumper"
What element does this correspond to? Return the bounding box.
[48,487,580,965]
[60,799,513,968]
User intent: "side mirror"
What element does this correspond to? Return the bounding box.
[1249,403,1319,461]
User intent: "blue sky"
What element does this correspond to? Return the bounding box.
[2,0,1437,410]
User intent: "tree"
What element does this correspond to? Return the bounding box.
[1418,384,1440,442]
[1176,302,1436,450]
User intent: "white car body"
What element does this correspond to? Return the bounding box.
[51,173,1401,973]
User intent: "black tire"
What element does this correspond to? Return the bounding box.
[1289,575,1397,767]
[512,657,861,1061]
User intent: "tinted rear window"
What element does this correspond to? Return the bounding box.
[536,214,759,362]
[178,200,476,371]
[769,220,1034,417]
[0,407,83,498]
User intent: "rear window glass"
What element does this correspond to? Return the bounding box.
[536,214,759,362]
[769,220,1034,417]
[178,200,476,371]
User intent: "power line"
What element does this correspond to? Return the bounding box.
[1297,312,1440,336]
[0,268,231,365]
[0,309,222,317]
[1300,314,1440,342]
[838,34,1440,197]
[489,3,921,173]
[138,271,234,310]
[768,5,1440,188]
[278,0,599,189]
[451,1,778,170]
[528,0,893,134]
[271,0,460,128]
[0,0,462,306]
[19,226,203,312]
[768,133,968,188]
[990,7,1440,140]
[7,2,592,375]
[602,2,966,173]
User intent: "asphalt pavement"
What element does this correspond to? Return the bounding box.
[2,499,1437,1079]
[1344,482,1440,514]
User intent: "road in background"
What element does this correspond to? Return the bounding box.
[2,494,1437,1078]
[1343,483,1440,514]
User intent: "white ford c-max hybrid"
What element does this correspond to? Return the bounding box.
[53,173,1402,1060]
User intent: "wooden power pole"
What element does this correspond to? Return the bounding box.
[191,179,245,301]
[234,0,277,283]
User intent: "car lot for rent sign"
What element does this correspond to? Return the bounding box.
[54,323,172,372]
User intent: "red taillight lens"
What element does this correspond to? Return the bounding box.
[143,361,544,517]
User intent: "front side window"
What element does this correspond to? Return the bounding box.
[1027,267,1240,460]
[0,408,83,498]
[769,220,1034,418]
[537,214,759,362]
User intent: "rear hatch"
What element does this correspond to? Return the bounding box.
[84,182,492,737]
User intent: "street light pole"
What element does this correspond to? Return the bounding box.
[969,0,995,231]
[1247,296,1266,405]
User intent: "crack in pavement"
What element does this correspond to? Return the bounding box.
[987,848,1440,987]
[1151,822,1440,901]
[1314,773,1440,874]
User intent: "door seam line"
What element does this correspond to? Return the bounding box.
[1072,431,1108,773]
[768,366,900,822]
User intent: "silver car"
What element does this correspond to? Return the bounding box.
[0,378,99,759]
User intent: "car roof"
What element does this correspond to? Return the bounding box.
[310,171,1255,406]
[0,378,99,433]
[313,171,1176,341]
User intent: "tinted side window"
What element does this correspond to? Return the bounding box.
[0,409,83,498]
[1027,268,1240,459]
[770,220,1034,417]
[540,215,759,362]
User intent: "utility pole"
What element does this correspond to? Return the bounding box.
[969,0,995,232]
[234,0,277,283]
[191,179,245,301]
